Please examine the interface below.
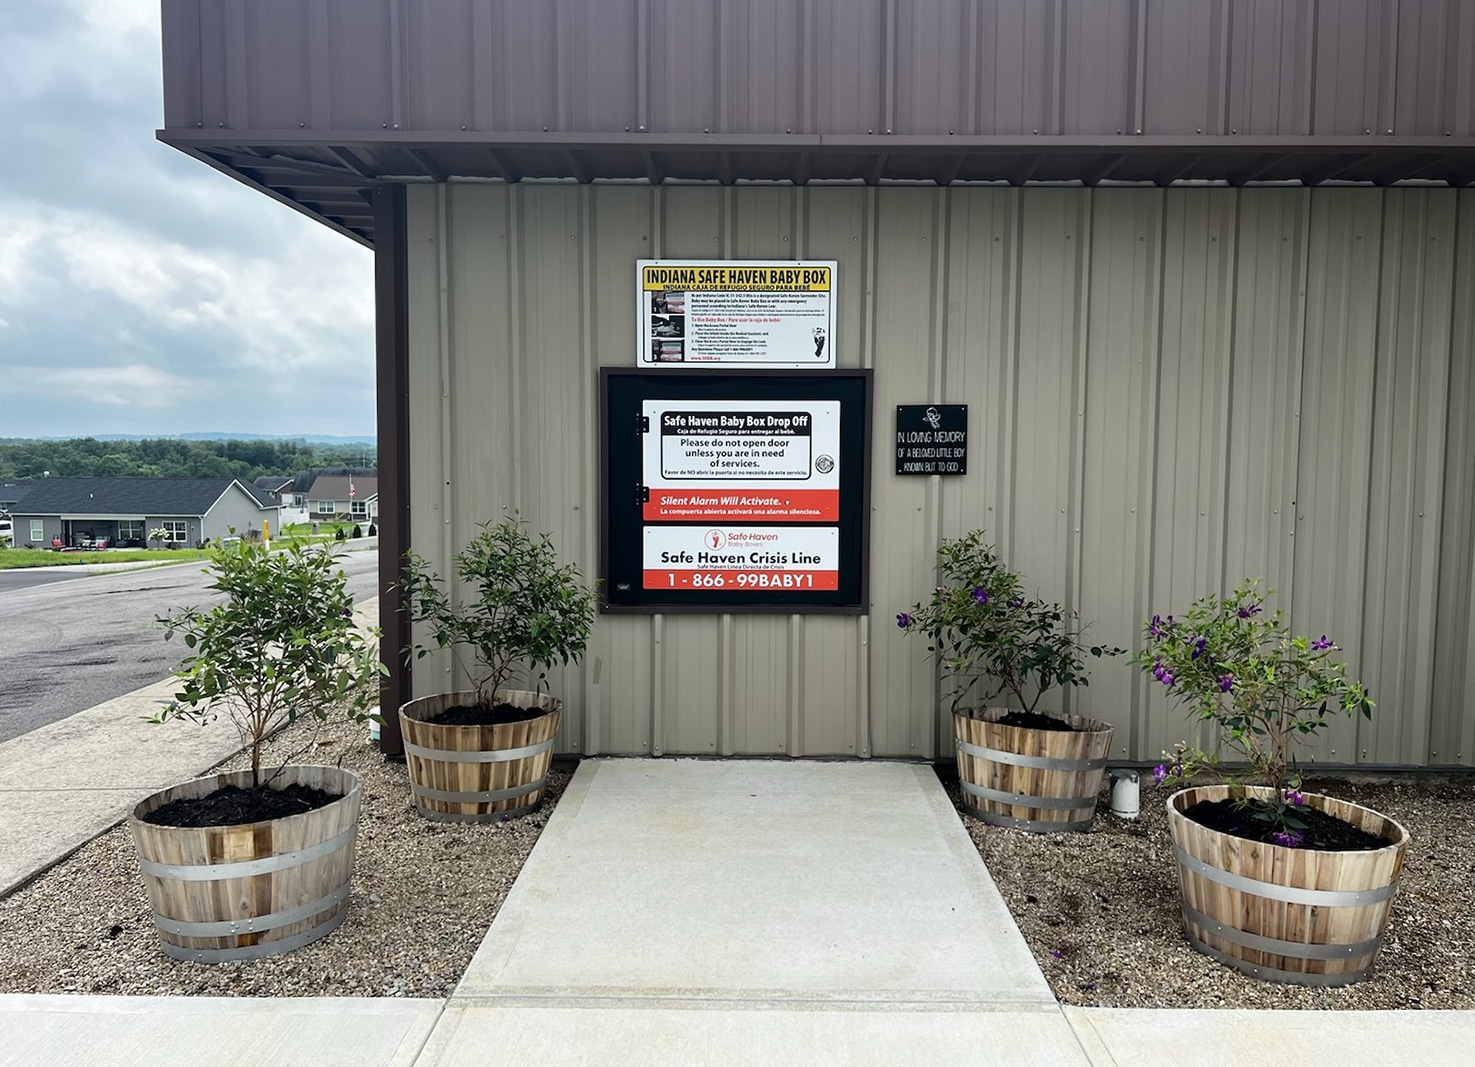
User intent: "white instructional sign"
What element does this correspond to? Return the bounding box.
[637,260,838,368]
[640,398,841,522]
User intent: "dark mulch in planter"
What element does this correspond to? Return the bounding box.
[141,783,342,828]
[950,772,1475,1009]
[424,702,547,727]
[1186,798,1390,851]
[987,711,1078,732]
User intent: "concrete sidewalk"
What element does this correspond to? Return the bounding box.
[0,596,380,897]
[3,748,1475,1064]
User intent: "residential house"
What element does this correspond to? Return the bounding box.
[253,475,307,526]
[304,474,378,524]
[10,477,278,548]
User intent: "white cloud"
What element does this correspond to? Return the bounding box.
[11,363,196,409]
[0,0,377,436]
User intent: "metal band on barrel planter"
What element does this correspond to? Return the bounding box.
[1166,784,1409,986]
[399,690,562,824]
[127,765,361,964]
[951,708,1114,834]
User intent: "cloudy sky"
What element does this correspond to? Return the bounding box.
[0,0,375,439]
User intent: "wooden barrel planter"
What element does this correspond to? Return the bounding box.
[953,708,1113,833]
[127,765,361,964]
[399,690,560,823]
[1168,784,1409,986]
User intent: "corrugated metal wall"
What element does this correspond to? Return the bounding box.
[405,182,1475,767]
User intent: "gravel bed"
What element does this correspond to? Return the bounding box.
[0,716,569,997]
[951,774,1475,1009]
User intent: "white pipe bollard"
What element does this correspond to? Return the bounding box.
[1109,769,1140,819]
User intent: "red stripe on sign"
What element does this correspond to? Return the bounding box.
[643,570,839,591]
[642,488,838,522]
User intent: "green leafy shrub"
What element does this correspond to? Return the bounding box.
[334,527,347,542]
[402,518,597,706]
[153,541,385,787]
[899,530,1123,712]
[1133,579,1373,844]
[351,524,363,539]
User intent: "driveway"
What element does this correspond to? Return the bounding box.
[0,550,383,743]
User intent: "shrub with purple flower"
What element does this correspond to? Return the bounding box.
[899,530,1125,713]
[1133,579,1373,844]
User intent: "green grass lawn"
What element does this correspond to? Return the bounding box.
[0,547,213,570]
[274,521,374,547]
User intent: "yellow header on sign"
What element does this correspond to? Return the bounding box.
[642,265,832,292]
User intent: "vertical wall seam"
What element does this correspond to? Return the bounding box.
[1284,186,1313,610]
[718,185,735,755]
[580,184,598,757]
[1216,0,1233,135]
[963,0,979,135]
[1304,0,1320,134]
[651,183,665,756]
[1129,0,1147,135]
[923,186,949,759]
[307,0,331,129]
[1003,187,1027,562]
[791,185,807,756]
[1067,191,1094,629]
[388,0,404,131]
[225,0,249,130]
[859,184,879,759]
[636,0,649,133]
[1136,188,1173,761]
[435,185,457,690]
[1356,189,1390,763]
[509,186,525,512]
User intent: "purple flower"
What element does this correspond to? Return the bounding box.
[1311,635,1333,651]
[1152,764,1168,785]
[1272,830,1303,848]
[1217,673,1234,693]
[1237,602,1263,619]
[1148,614,1163,637]
[1050,949,1063,959]
[896,612,913,629]
[972,586,990,605]
[1191,636,1207,660]
[1286,789,1305,807]
[1010,596,1025,609]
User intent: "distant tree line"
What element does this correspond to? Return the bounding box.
[0,439,377,483]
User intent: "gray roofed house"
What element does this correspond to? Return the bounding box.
[0,481,35,511]
[304,475,378,521]
[10,477,278,549]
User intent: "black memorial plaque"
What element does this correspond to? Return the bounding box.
[895,404,968,475]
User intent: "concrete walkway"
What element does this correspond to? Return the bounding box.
[3,748,1475,1063]
[422,758,1076,1065]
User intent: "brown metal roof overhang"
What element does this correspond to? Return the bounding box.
[158,128,1475,249]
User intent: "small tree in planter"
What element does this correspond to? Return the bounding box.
[148,526,169,550]
[1135,579,1409,985]
[900,531,1123,832]
[398,517,596,822]
[128,540,385,963]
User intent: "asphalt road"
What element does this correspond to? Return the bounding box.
[0,549,383,744]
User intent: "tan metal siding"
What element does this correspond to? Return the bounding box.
[406,182,1475,767]
[1432,199,1475,765]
